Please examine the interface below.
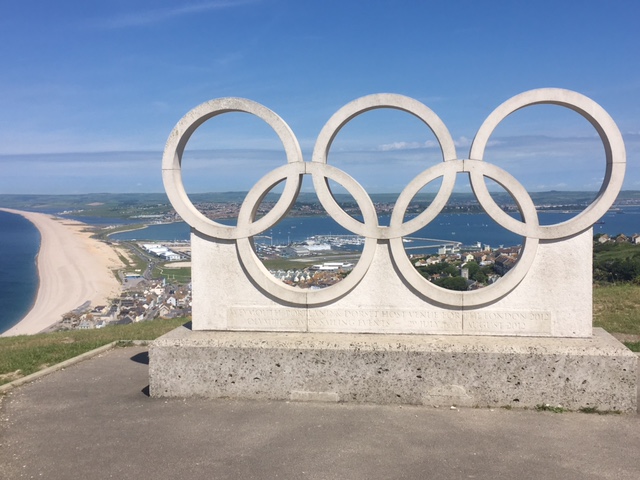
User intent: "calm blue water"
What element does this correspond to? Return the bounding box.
[110,207,640,248]
[0,211,41,334]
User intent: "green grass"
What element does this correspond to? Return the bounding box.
[624,341,640,352]
[156,266,192,283]
[125,243,152,272]
[534,405,622,414]
[262,258,319,270]
[593,242,639,262]
[535,404,566,413]
[115,249,131,268]
[262,253,362,271]
[0,318,188,387]
[578,406,622,415]
[93,223,146,241]
[593,284,640,334]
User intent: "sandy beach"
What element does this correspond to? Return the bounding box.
[1,209,124,336]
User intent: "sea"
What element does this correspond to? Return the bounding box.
[108,208,640,247]
[0,210,41,334]
[1,206,639,335]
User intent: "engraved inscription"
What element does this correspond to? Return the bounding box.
[227,307,463,333]
[228,307,552,334]
[309,309,461,332]
[464,311,551,334]
[228,307,307,330]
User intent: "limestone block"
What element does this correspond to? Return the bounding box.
[150,327,637,412]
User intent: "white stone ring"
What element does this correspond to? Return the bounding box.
[387,158,540,307]
[162,89,626,307]
[468,89,626,240]
[162,97,305,240]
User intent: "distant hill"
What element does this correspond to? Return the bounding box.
[2,190,640,218]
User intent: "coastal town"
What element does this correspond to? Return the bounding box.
[48,240,193,332]
[54,279,192,331]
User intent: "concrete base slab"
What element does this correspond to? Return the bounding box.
[149,326,637,412]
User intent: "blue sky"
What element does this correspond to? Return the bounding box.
[0,0,639,195]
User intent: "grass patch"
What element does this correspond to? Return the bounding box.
[593,242,639,262]
[593,284,640,334]
[624,341,640,352]
[155,265,191,283]
[115,250,131,268]
[535,404,566,413]
[262,258,319,270]
[124,243,152,272]
[578,406,622,415]
[262,253,362,272]
[94,223,146,240]
[0,318,188,386]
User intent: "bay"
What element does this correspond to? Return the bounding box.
[109,207,640,248]
[0,211,41,334]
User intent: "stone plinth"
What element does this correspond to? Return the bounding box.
[149,326,637,412]
[190,228,593,337]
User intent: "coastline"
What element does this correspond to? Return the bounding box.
[0,208,124,337]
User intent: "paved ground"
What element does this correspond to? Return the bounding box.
[0,346,639,480]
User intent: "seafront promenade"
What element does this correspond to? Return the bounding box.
[1,345,639,479]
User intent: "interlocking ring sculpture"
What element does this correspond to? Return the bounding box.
[162,89,626,308]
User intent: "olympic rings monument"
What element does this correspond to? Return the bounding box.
[150,89,637,411]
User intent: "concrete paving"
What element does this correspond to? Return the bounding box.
[1,346,639,480]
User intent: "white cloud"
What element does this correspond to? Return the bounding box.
[378,141,423,151]
[376,139,444,151]
[98,1,259,29]
[453,136,471,148]
[377,137,499,153]
[535,182,568,190]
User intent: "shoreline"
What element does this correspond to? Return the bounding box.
[0,208,124,337]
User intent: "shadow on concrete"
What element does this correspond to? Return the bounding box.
[141,385,150,397]
[130,351,149,365]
